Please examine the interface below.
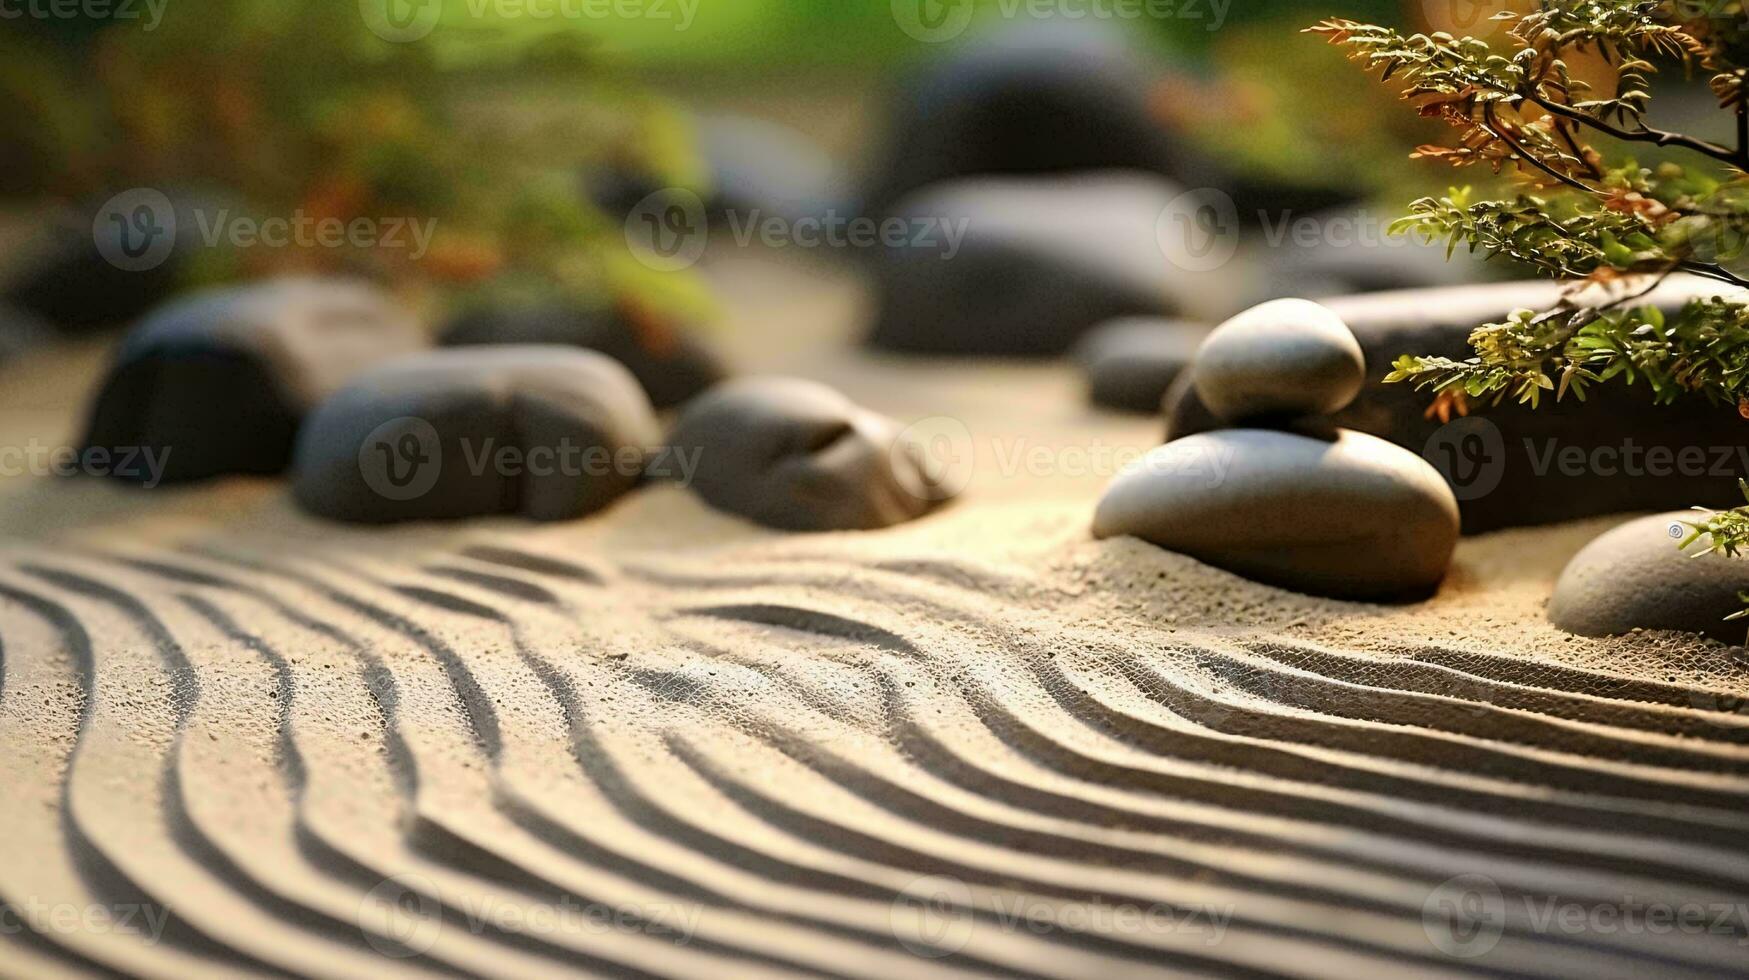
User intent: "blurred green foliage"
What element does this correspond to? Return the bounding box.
[1,0,712,325]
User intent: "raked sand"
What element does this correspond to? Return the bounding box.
[0,251,1747,978]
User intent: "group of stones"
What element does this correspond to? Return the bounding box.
[9,20,1749,641]
[1080,295,1749,641]
[1093,300,1461,603]
[79,277,949,532]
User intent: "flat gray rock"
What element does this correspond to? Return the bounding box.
[1192,298,1365,423]
[442,303,725,409]
[1093,427,1460,601]
[666,377,951,531]
[1550,511,1749,644]
[293,346,660,524]
[1073,317,1206,414]
[867,174,1182,356]
[1166,278,1749,533]
[81,278,426,484]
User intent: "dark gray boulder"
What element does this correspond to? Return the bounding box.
[858,21,1360,225]
[1093,428,1460,601]
[1165,279,1749,533]
[1074,317,1206,413]
[4,190,211,332]
[81,278,426,484]
[867,174,1181,356]
[293,346,660,524]
[442,303,725,409]
[859,23,1190,219]
[1550,512,1749,644]
[666,377,952,531]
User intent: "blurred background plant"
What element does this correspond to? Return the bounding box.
[0,0,715,328]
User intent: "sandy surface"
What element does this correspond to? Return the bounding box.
[1,251,1748,978]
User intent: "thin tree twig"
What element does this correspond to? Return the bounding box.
[1482,105,1599,194]
[1525,91,1748,169]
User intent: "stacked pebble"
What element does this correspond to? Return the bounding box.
[1093,298,1461,602]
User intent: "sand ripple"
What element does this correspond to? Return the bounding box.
[1,535,1747,979]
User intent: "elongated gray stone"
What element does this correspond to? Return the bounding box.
[81,278,426,484]
[293,346,660,524]
[1094,427,1460,601]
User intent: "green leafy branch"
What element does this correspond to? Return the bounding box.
[1314,1,1749,630]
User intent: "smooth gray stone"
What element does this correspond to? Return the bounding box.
[1550,511,1749,643]
[442,303,726,409]
[1093,428,1460,601]
[293,346,660,524]
[1192,298,1364,423]
[868,174,1181,356]
[1166,279,1749,534]
[859,21,1191,218]
[1073,317,1206,413]
[666,377,952,531]
[81,278,426,484]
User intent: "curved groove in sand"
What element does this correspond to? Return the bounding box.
[2,542,1748,978]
